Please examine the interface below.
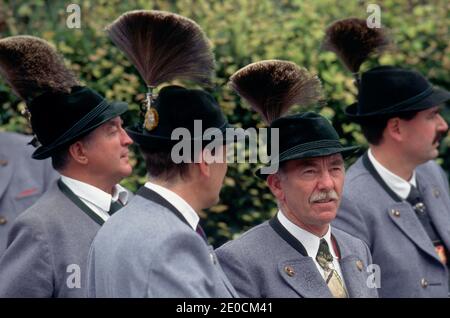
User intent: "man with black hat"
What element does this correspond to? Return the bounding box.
[0,36,133,297]
[87,85,239,297]
[215,60,378,298]
[324,18,450,297]
[86,10,237,298]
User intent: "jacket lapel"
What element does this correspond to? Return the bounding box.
[0,153,13,200]
[208,246,239,298]
[387,202,441,263]
[416,168,450,250]
[57,179,105,226]
[269,217,333,297]
[332,230,371,297]
[339,256,367,297]
[278,257,333,297]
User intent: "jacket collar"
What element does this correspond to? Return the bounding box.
[269,217,369,297]
[136,185,238,297]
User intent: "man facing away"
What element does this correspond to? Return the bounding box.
[87,85,238,297]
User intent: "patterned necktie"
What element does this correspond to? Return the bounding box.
[406,185,447,265]
[108,200,123,215]
[316,238,348,298]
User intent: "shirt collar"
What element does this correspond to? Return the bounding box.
[277,210,336,258]
[144,181,199,230]
[368,149,417,199]
[60,175,129,212]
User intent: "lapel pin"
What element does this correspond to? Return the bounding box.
[356,260,364,271]
[284,265,295,277]
[432,188,440,198]
[391,209,400,217]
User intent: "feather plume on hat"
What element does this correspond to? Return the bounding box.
[229,60,324,125]
[0,35,79,102]
[322,18,390,75]
[106,10,215,87]
[106,10,215,131]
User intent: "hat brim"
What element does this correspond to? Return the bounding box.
[32,101,128,160]
[127,123,245,151]
[345,87,450,122]
[255,145,360,179]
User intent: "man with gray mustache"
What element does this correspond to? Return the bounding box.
[215,60,378,298]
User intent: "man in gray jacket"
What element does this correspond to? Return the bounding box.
[216,112,377,298]
[324,18,450,297]
[87,10,237,298]
[0,36,133,297]
[0,130,58,254]
[333,66,450,298]
[87,86,238,298]
[216,60,378,298]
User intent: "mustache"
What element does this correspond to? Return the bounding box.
[309,190,339,203]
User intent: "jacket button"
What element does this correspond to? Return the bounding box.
[391,209,400,217]
[284,266,296,277]
[0,216,7,225]
[421,278,428,288]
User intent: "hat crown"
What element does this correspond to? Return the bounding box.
[358,66,431,115]
[270,112,340,156]
[29,86,105,146]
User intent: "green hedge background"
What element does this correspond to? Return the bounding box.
[1,0,449,247]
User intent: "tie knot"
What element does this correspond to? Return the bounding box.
[407,185,421,204]
[316,238,334,270]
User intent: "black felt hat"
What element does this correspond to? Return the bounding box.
[345,66,450,121]
[257,112,359,178]
[126,85,236,151]
[321,19,449,121]
[30,86,128,159]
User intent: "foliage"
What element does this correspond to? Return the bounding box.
[0,0,449,246]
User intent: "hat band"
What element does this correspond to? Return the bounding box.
[358,86,433,115]
[277,139,342,162]
[41,99,110,149]
[143,121,229,141]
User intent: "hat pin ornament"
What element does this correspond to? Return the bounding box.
[21,105,41,148]
[143,85,159,131]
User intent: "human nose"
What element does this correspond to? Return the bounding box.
[121,127,133,146]
[316,170,334,191]
[437,114,448,133]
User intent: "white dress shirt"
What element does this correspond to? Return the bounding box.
[277,211,347,287]
[368,149,417,199]
[60,175,129,222]
[144,181,199,230]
